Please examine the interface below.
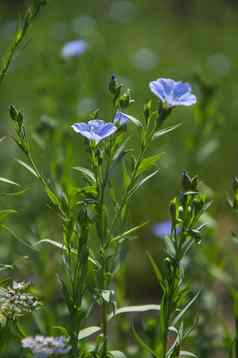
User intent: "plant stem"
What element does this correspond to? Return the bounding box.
[0,0,46,86]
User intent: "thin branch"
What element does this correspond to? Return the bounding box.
[0,0,47,86]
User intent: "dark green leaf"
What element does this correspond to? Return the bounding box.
[137,153,163,177]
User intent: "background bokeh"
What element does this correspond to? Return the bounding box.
[0,1,238,356]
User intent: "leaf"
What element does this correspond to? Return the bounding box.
[0,188,29,197]
[0,137,6,143]
[146,251,165,290]
[172,291,200,326]
[152,123,181,140]
[44,185,61,206]
[34,239,98,267]
[112,222,148,244]
[124,114,142,127]
[109,351,127,358]
[128,169,159,199]
[73,166,96,183]
[77,185,97,199]
[108,304,160,320]
[52,326,69,337]
[78,326,101,341]
[180,352,197,357]
[0,177,20,186]
[132,325,159,357]
[0,209,17,222]
[113,138,130,162]
[137,153,163,177]
[15,159,39,178]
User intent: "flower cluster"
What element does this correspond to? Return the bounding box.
[72,77,196,144]
[0,281,41,322]
[22,336,71,357]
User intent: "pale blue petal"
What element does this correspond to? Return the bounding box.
[159,78,176,95]
[98,123,117,138]
[173,82,191,98]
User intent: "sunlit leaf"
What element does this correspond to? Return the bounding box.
[172,291,200,326]
[78,326,101,341]
[0,177,20,186]
[73,166,96,183]
[109,304,160,320]
[128,169,159,199]
[15,159,38,178]
[152,123,181,140]
[112,222,148,244]
[35,239,98,267]
[109,351,127,358]
[180,351,197,357]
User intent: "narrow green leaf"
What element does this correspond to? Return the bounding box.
[146,251,166,291]
[172,291,200,326]
[180,351,197,357]
[44,185,60,206]
[73,166,96,183]
[35,239,98,267]
[78,326,101,341]
[137,153,163,177]
[0,177,20,186]
[109,351,127,358]
[128,169,159,199]
[0,137,6,143]
[109,304,160,320]
[124,113,142,127]
[0,209,17,222]
[15,159,39,178]
[112,222,148,244]
[153,123,181,140]
[132,325,159,357]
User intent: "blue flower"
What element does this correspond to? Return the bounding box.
[113,111,130,126]
[152,220,181,238]
[152,220,172,238]
[61,40,88,59]
[149,78,197,107]
[72,119,117,144]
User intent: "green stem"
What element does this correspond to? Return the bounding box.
[0,1,46,86]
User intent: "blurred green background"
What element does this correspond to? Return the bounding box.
[0,1,238,355]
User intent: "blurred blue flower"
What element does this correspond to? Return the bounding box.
[72,119,117,144]
[61,40,88,59]
[114,111,130,126]
[131,48,158,71]
[108,1,137,23]
[153,220,181,238]
[22,335,71,357]
[149,78,197,107]
[152,221,172,238]
[77,97,97,116]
